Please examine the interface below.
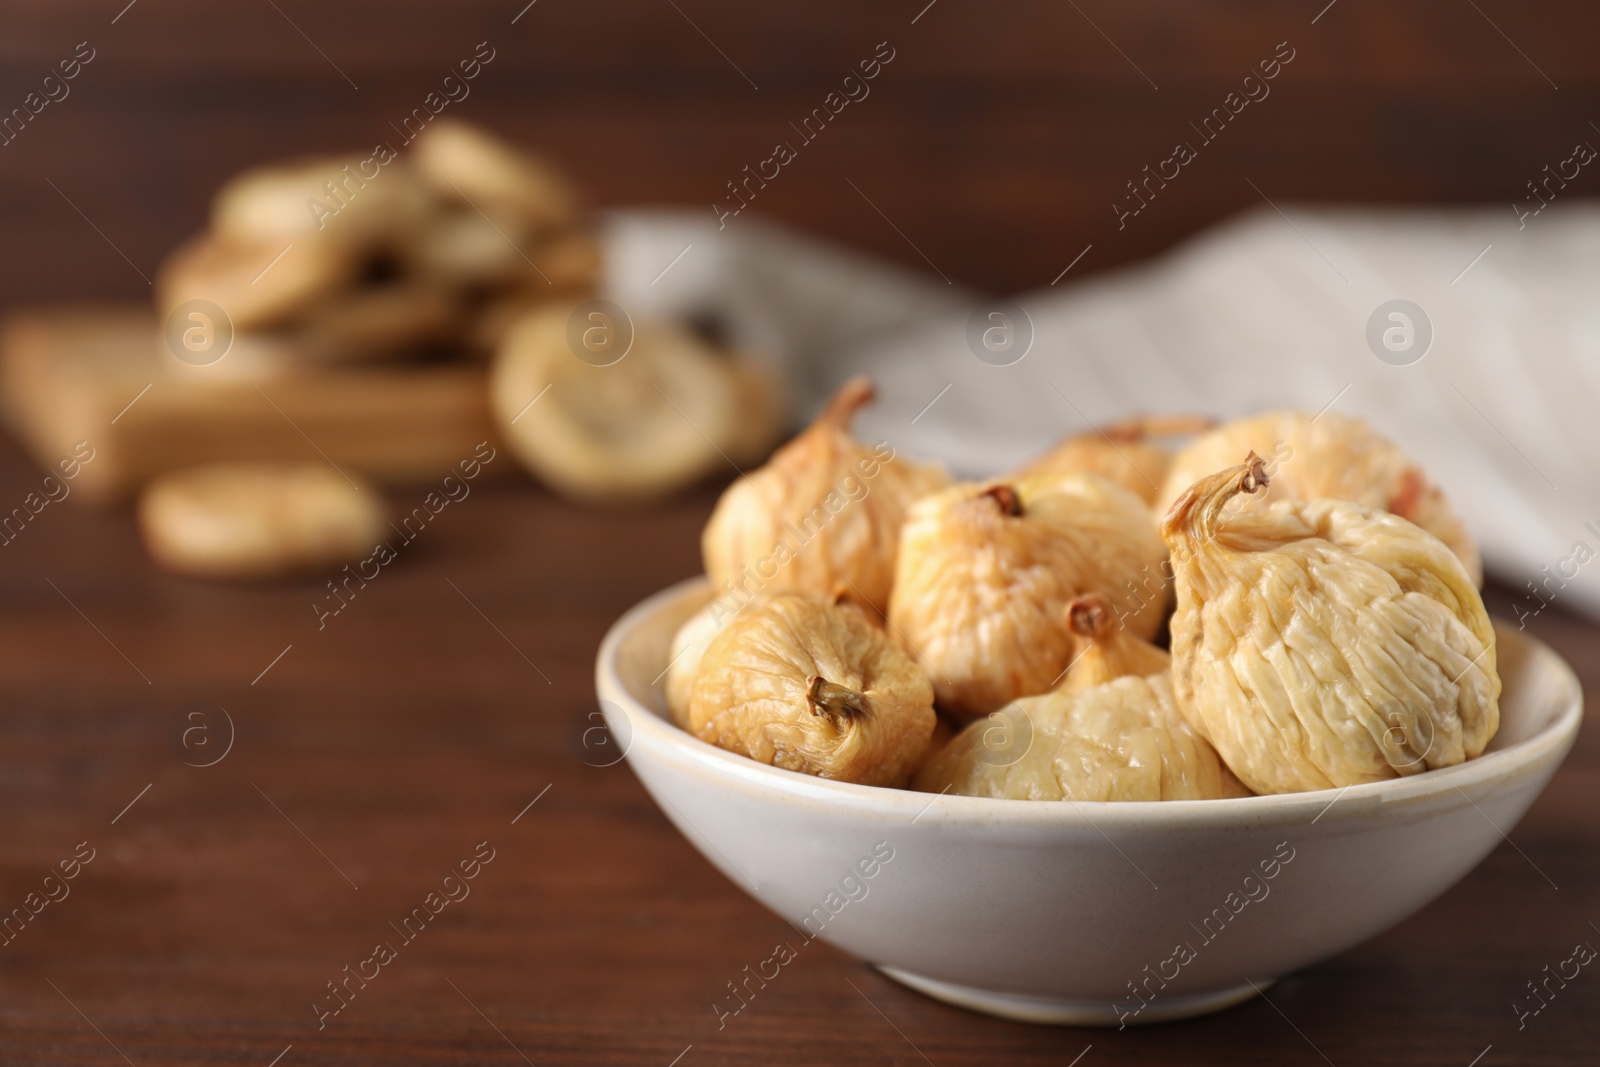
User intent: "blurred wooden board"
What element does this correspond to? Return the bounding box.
[0,304,505,504]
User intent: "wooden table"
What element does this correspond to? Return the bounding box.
[2,1,1598,1062]
[0,431,1592,1066]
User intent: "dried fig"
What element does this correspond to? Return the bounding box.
[156,232,358,332]
[914,594,1249,801]
[139,463,385,580]
[411,120,583,238]
[1161,454,1500,795]
[887,470,1170,717]
[527,229,605,295]
[1056,593,1171,692]
[665,600,725,729]
[1155,410,1481,584]
[669,582,885,730]
[211,155,434,248]
[490,304,745,503]
[292,280,462,363]
[402,206,531,286]
[688,593,936,786]
[701,377,948,615]
[1019,415,1213,505]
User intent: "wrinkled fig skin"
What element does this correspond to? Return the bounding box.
[1155,409,1482,585]
[1019,414,1214,506]
[688,594,936,787]
[1161,455,1501,795]
[914,675,1252,801]
[914,594,1249,801]
[701,377,948,616]
[888,471,1170,718]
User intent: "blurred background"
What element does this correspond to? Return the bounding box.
[3,0,1594,300]
[2,3,1598,1064]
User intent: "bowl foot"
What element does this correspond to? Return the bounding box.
[876,966,1271,1026]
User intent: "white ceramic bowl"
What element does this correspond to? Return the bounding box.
[596,578,1582,1025]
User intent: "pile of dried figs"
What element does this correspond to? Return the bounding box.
[138,123,788,580]
[157,120,598,371]
[667,380,1501,800]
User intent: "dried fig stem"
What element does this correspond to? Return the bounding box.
[1066,593,1114,639]
[806,675,867,721]
[1239,453,1269,495]
[820,376,877,430]
[982,484,1024,517]
[1160,452,1270,548]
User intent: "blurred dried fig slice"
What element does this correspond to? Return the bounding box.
[411,120,583,237]
[139,463,385,580]
[688,593,936,786]
[529,229,603,294]
[1161,454,1500,795]
[465,295,536,357]
[402,211,600,294]
[1018,414,1213,506]
[490,304,740,503]
[211,155,434,248]
[156,232,356,332]
[403,207,531,286]
[701,377,947,616]
[293,281,461,364]
[1155,409,1481,584]
[914,593,1249,801]
[887,470,1170,718]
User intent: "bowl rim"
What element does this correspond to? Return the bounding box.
[596,576,1585,828]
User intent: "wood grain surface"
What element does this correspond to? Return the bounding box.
[3,1,1600,296]
[0,1,1597,1064]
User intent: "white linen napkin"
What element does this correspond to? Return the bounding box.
[602,204,1600,621]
